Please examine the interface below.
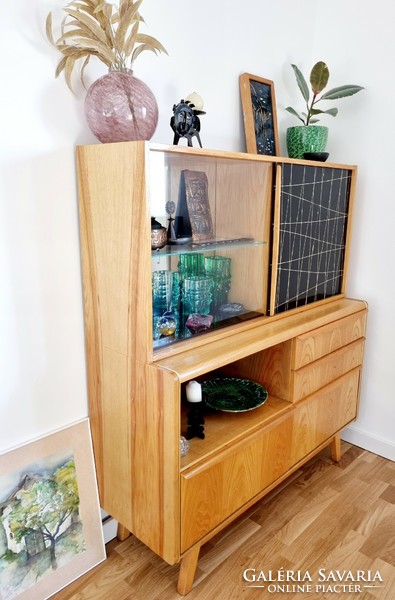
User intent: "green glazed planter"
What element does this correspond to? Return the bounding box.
[286,126,328,159]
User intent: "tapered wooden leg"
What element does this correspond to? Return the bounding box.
[117,522,131,541]
[330,434,342,462]
[177,544,201,596]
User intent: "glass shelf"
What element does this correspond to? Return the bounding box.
[152,237,266,258]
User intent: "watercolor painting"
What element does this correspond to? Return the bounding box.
[0,420,105,600]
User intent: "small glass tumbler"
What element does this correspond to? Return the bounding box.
[178,253,206,279]
[204,255,232,314]
[152,270,180,316]
[152,271,180,340]
[182,275,213,315]
[204,255,231,280]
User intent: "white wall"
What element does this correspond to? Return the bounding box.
[1,1,393,460]
[311,2,395,460]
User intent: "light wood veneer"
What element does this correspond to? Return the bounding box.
[76,141,367,594]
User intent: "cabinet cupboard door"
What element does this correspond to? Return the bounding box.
[180,416,292,552]
[291,368,360,464]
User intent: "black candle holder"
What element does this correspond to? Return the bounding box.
[186,404,205,440]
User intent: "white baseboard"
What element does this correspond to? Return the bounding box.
[341,425,395,462]
[102,516,118,544]
[101,509,118,544]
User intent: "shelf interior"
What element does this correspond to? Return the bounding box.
[180,395,292,471]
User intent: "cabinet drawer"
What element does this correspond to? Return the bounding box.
[292,368,360,464]
[292,338,365,402]
[180,416,292,552]
[293,311,367,369]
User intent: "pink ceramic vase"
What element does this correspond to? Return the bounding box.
[84,69,158,143]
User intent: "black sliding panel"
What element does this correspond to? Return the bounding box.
[272,162,352,314]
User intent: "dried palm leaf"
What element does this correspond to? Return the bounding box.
[131,42,156,64]
[46,12,55,45]
[114,4,141,49]
[63,10,109,45]
[134,33,167,55]
[46,0,167,90]
[124,21,140,57]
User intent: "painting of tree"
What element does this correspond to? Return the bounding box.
[6,460,82,571]
[0,420,105,600]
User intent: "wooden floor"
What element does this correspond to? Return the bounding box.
[53,442,395,600]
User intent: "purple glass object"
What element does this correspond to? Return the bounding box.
[186,313,213,334]
[84,69,158,143]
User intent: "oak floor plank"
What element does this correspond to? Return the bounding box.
[360,514,395,566]
[380,485,395,504]
[356,499,395,538]
[368,559,395,600]
[275,486,340,545]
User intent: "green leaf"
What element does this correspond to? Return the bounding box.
[290,64,309,104]
[285,106,306,125]
[323,107,338,117]
[320,85,364,100]
[310,61,329,94]
[310,107,338,117]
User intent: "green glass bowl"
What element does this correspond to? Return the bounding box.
[202,377,268,412]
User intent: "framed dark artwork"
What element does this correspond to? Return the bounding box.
[0,419,105,600]
[240,73,279,156]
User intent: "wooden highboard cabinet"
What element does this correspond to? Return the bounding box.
[76,141,367,594]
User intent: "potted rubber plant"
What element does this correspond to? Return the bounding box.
[46,0,167,142]
[285,61,364,159]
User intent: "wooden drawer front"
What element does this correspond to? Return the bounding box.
[292,368,360,464]
[293,311,367,369]
[292,339,365,402]
[180,416,292,552]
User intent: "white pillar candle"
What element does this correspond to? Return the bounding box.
[185,92,204,111]
[186,380,202,403]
